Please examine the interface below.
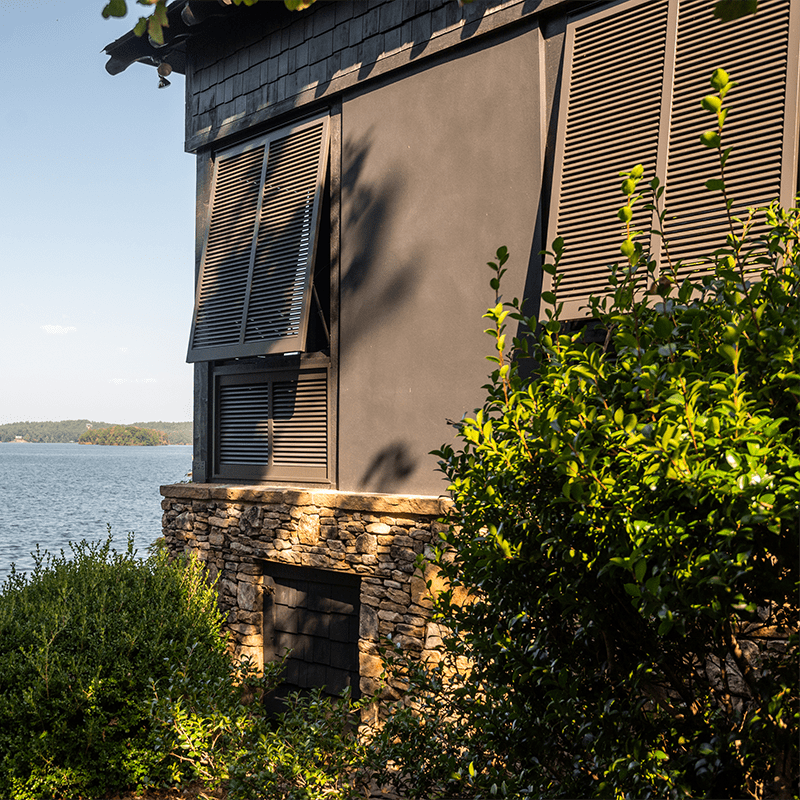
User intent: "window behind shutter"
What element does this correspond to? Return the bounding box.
[188,115,330,362]
[545,0,799,317]
[215,368,329,482]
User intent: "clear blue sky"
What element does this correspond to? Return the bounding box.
[0,0,195,424]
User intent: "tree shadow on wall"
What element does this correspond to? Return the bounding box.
[359,442,416,494]
[339,127,421,358]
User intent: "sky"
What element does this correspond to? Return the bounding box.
[0,0,195,424]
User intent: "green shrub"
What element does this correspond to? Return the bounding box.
[149,655,371,799]
[226,687,370,800]
[387,70,799,798]
[0,534,232,799]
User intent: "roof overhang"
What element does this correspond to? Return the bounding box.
[103,0,242,77]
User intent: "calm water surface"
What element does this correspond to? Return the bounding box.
[0,443,192,583]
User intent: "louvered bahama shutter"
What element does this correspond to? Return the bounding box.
[545,0,799,317]
[662,0,799,280]
[272,373,328,478]
[188,115,330,362]
[545,0,671,319]
[215,369,328,482]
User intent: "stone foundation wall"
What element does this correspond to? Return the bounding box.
[159,484,451,700]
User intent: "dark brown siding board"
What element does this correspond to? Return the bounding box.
[328,104,342,491]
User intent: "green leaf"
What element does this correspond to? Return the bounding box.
[634,559,646,584]
[701,95,722,113]
[700,131,721,148]
[705,179,726,191]
[713,1,757,23]
[620,238,635,259]
[102,0,127,18]
[710,67,731,90]
[653,315,673,338]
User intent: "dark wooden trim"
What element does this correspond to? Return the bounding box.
[328,100,342,491]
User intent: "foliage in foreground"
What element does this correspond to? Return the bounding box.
[0,536,372,800]
[0,537,232,799]
[381,70,799,799]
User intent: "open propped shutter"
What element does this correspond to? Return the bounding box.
[545,0,670,319]
[545,0,799,318]
[215,368,329,482]
[663,0,798,279]
[188,115,330,362]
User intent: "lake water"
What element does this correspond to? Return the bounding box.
[0,443,192,583]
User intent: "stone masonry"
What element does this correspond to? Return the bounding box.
[160,483,452,701]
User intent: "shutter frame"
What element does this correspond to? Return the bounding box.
[188,114,330,362]
[543,0,799,319]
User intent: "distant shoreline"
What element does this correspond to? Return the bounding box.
[0,420,192,446]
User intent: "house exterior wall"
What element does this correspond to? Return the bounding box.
[185,0,551,496]
[145,0,799,709]
[337,26,542,494]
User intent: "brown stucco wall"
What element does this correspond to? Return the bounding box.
[337,24,543,494]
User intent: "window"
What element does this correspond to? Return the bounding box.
[544,0,799,318]
[187,114,330,362]
[213,364,329,482]
[262,563,361,705]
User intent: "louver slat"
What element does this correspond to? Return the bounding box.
[546,0,670,317]
[187,116,329,362]
[663,0,792,279]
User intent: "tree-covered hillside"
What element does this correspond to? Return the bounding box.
[78,425,169,446]
[0,420,191,445]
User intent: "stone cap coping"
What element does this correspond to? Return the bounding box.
[160,483,453,516]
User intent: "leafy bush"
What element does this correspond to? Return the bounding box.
[0,535,232,799]
[389,70,799,798]
[0,534,374,799]
[226,687,370,800]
